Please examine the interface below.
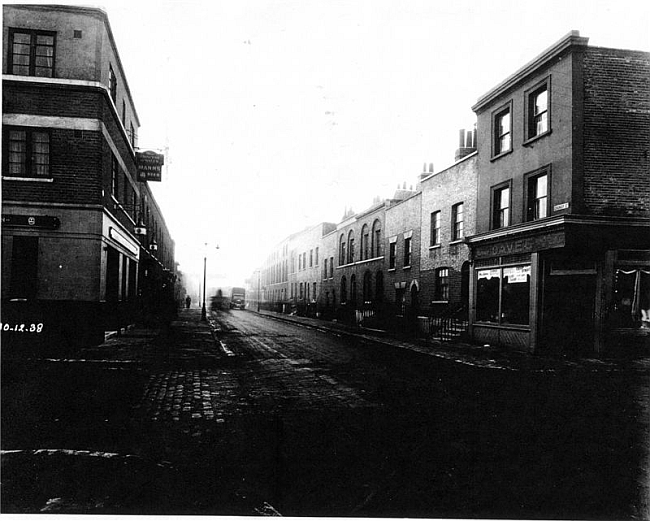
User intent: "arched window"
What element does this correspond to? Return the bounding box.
[363,270,372,302]
[350,274,357,304]
[371,219,382,257]
[348,230,355,264]
[340,276,347,303]
[339,234,346,266]
[360,224,369,260]
[375,270,384,302]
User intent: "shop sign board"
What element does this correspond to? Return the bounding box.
[136,150,164,182]
[2,214,60,229]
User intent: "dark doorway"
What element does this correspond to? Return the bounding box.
[10,236,38,299]
[542,272,596,354]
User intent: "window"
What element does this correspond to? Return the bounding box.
[324,258,328,279]
[361,225,370,260]
[492,185,511,229]
[330,256,334,278]
[348,232,355,264]
[111,155,119,197]
[298,254,302,271]
[339,235,346,265]
[452,203,464,241]
[363,271,372,302]
[315,247,319,266]
[129,123,136,148]
[404,237,412,267]
[476,265,531,325]
[526,172,548,221]
[310,249,313,267]
[122,100,126,124]
[8,29,55,77]
[372,220,382,257]
[430,211,441,246]
[303,252,306,270]
[612,268,650,329]
[340,277,347,303]
[435,268,450,301]
[526,81,549,140]
[313,282,317,300]
[493,104,512,156]
[389,241,397,269]
[109,65,117,102]
[350,275,357,304]
[4,128,51,178]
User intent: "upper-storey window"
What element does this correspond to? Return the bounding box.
[4,128,51,178]
[8,29,56,77]
[492,183,511,229]
[452,202,464,241]
[526,170,549,221]
[492,102,512,157]
[430,211,441,247]
[525,78,550,142]
[109,65,117,103]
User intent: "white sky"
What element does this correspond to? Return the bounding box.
[16,0,650,291]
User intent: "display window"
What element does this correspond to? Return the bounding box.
[476,265,531,325]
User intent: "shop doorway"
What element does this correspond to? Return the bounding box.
[542,272,596,354]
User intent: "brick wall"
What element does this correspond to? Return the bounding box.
[582,48,650,217]
[419,154,477,313]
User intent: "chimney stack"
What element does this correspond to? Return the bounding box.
[455,125,477,161]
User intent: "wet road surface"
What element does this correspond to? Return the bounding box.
[2,308,648,518]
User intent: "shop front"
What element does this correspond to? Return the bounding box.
[468,216,650,356]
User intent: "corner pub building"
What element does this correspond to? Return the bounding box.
[466,31,650,355]
[2,4,176,348]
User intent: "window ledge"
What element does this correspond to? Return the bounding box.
[388,268,396,272]
[523,129,552,146]
[429,244,441,250]
[449,239,465,246]
[490,149,513,162]
[403,266,411,270]
[3,176,53,183]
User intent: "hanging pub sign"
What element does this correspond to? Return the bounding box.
[136,150,165,182]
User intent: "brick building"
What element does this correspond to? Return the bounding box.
[2,5,176,348]
[384,186,421,322]
[419,146,477,319]
[466,31,650,354]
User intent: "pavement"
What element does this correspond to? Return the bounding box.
[70,306,650,375]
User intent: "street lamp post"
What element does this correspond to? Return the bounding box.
[201,252,207,321]
[201,243,219,322]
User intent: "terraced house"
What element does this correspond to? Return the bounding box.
[2,5,176,348]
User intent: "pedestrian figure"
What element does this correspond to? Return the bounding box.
[185,295,191,309]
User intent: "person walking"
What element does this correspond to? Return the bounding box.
[185,295,191,309]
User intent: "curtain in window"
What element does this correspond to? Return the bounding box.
[615,269,650,326]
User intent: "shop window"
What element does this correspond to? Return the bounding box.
[612,268,650,329]
[476,265,530,325]
[8,29,56,77]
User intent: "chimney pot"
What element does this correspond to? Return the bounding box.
[459,129,466,148]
